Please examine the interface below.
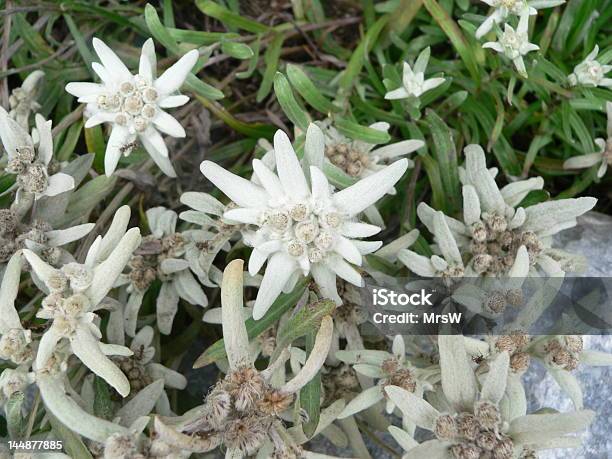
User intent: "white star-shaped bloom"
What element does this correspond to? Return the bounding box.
[384,47,446,100]
[568,45,612,88]
[200,126,408,319]
[65,38,198,177]
[475,0,564,39]
[483,11,539,77]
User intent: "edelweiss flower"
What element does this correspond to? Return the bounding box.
[416,144,596,277]
[65,38,199,177]
[564,101,612,178]
[154,260,335,458]
[385,336,594,459]
[475,0,564,39]
[483,11,539,77]
[318,120,422,180]
[0,108,74,200]
[8,70,44,128]
[336,335,431,418]
[23,205,141,397]
[118,207,207,336]
[384,47,446,100]
[200,126,408,319]
[568,45,612,88]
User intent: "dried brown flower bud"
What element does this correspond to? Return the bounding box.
[227,367,265,411]
[474,400,501,429]
[564,335,583,354]
[434,413,457,440]
[510,352,531,374]
[486,291,507,314]
[456,413,479,441]
[450,442,482,459]
[476,430,498,450]
[505,289,523,307]
[493,436,514,459]
[473,254,493,274]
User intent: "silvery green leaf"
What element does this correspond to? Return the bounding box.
[508,410,595,444]
[22,249,57,287]
[174,270,207,306]
[304,123,325,174]
[38,375,128,443]
[353,364,384,378]
[313,399,346,438]
[480,351,509,404]
[320,423,348,448]
[45,224,95,247]
[338,386,383,419]
[384,386,439,430]
[178,210,216,226]
[98,343,133,357]
[438,335,478,411]
[60,176,117,228]
[550,369,583,410]
[116,379,164,426]
[417,202,467,236]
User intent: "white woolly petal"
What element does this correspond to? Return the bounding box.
[152,111,186,138]
[311,263,341,304]
[384,386,440,430]
[332,159,408,216]
[180,192,225,215]
[37,375,128,442]
[45,224,94,247]
[333,236,362,266]
[22,249,58,286]
[104,125,133,176]
[158,95,190,108]
[87,227,141,306]
[65,82,104,98]
[117,379,164,427]
[338,385,383,418]
[92,37,132,81]
[174,270,207,306]
[34,114,53,166]
[0,107,33,158]
[325,256,363,287]
[71,326,131,397]
[273,129,310,199]
[221,260,252,369]
[438,335,478,412]
[201,160,268,208]
[481,351,510,404]
[341,222,381,238]
[140,134,177,177]
[157,282,179,335]
[370,139,424,160]
[281,315,333,394]
[154,49,199,95]
[252,159,284,197]
[398,250,436,277]
[139,38,157,81]
[41,173,75,198]
[508,410,595,444]
[147,363,188,389]
[253,252,297,320]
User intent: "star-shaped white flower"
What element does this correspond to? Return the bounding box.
[65,38,198,177]
[568,44,612,88]
[384,47,446,100]
[200,126,408,319]
[564,101,612,178]
[23,205,141,397]
[483,11,539,77]
[475,0,564,39]
[0,108,74,200]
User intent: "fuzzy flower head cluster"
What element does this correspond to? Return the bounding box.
[475,0,564,39]
[564,101,612,178]
[200,125,408,320]
[318,120,422,180]
[483,11,539,77]
[8,70,44,128]
[385,336,595,459]
[384,47,446,100]
[118,207,207,336]
[155,260,334,457]
[568,45,612,88]
[66,38,198,177]
[24,206,141,397]
[404,144,596,278]
[0,108,74,200]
